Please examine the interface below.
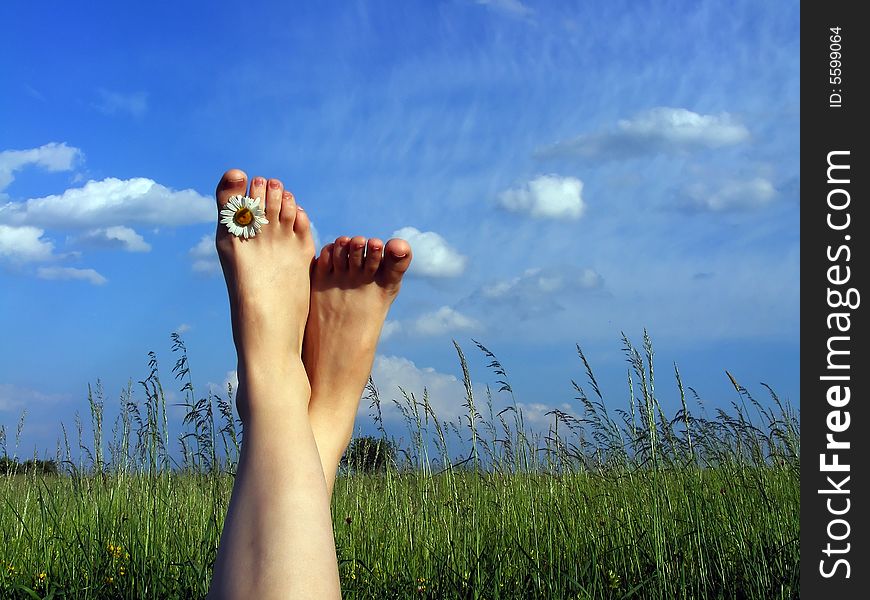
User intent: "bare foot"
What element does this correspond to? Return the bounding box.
[214,169,315,421]
[211,169,341,599]
[303,235,412,490]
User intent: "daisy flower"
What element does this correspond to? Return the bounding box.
[220,195,269,239]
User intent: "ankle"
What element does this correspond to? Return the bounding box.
[235,362,311,420]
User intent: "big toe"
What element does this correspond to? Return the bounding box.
[215,169,248,208]
[378,238,412,289]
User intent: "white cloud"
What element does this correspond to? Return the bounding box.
[380,320,402,340]
[0,142,82,192]
[538,107,750,161]
[0,177,214,229]
[96,89,148,118]
[619,108,749,146]
[476,0,533,18]
[175,323,192,334]
[515,401,574,427]
[37,266,107,285]
[411,306,480,336]
[681,177,777,212]
[392,226,467,278]
[206,369,239,397]
[80,225,151,252]
[224,370,239,391]
[0,225,55,262]
[189,234,220,274]
[369,355,467,421]
[498,175,586,219]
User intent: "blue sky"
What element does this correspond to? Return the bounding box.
[0,0,799,459]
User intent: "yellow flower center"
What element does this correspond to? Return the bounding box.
[234,207,254,226]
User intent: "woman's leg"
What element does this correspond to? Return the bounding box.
[303,235,412,497]
[209,170,340,599]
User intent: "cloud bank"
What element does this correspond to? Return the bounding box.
[0,177,213,229]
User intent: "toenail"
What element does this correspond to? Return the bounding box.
[253,177,265,186]
[392,252,408,258]
[354,243,365,250]
[268,180,280,189]
[296,205,304,211]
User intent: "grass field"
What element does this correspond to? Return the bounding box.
[1,333,799,599]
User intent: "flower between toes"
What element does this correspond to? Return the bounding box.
[220,195,268,238]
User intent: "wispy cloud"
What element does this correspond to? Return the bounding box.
[482,266,602,300]
[380,320,402,340]
[469,266,604,322]
[410,306,480,336]
[208,370,238,397]
[23,84,47,103]
[382,306,481,338]
[0,383,69,412]
[37,266,107,285]
[498,175,586,219]
[475,0,533,18]
[392,227,467,278]
[0,142,82,193]
[96,89,148,118]
[79,226,151,252]
[679,177,777,212]
[515,401,574,427]
[537,107,750,161]
[189,234,219,274]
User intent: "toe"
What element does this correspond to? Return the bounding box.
[248,176,267,208]
[378,238,412,289]
[264,178,284,223]
[281,191,298,227]
[315,243,334,275]
[292,205,309,235]
[333,237,351,271]
[364,238,384,275]
[215,169,248,209]
[348,236,366,270]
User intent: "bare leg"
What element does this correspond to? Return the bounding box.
[303,235,412,496]
[209,170,340,599]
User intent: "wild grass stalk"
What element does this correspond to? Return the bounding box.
[1,333,799,599]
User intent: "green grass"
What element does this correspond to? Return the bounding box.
[0,332,799,599]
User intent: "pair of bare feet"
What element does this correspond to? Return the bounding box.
[209,169,411,599]
[215,168,411,493]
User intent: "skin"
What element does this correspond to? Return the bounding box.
[208,169,411,598]
[304,233,412,496]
